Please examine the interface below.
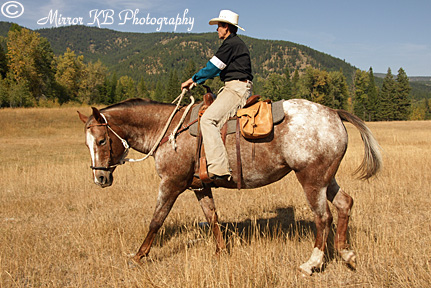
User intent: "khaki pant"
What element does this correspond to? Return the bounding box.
[200,80,253,176]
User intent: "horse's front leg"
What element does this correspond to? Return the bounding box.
[194,186,226,254]
[133,179,184,262]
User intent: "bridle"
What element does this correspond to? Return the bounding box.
[86,88,196,171]
[87,113,130,171]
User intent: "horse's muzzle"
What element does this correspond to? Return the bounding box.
[94,171,113,188]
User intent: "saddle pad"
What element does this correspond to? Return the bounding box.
[189,99,285,137]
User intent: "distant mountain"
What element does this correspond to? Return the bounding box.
[34,25,359,84]
[407,77,431,82]
[375,73,431,82]
[374,73,431,100]
[0,22,357,84]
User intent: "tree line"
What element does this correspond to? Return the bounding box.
[255,66,416,121]
[1,25,426,121]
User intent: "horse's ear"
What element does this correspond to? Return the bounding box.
[77,111,88,123]
[91,107,104,123]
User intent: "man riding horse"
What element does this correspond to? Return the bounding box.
[78,8,382,276]
[181,10,253,181]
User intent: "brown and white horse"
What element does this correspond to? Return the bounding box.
[78,97,382,275]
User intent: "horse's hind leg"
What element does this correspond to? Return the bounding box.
[194,187,226,254]
[296,172,333,276]
[326,178,356,269]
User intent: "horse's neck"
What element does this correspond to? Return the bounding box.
[106,104,175,154]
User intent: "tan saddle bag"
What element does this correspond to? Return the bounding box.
[237,100,273,139]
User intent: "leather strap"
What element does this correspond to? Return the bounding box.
[196,116,211,183]
[236,119,242,190]
[160,118,198,146]
[195,118,202,173]
[199,155,211,183]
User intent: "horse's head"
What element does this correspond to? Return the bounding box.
[78,107,129,188]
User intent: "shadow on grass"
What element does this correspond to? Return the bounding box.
[219,206,315,243]
[143,206,351,266]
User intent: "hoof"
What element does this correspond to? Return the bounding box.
[126,253,143,269]
[215,247,227,256]
[297,265,313,277]
[339,249,356,270]
[127,258,140,269]
[298,247,324,276]
[298,263,324,277]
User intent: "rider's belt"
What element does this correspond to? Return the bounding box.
[225,79,252,84]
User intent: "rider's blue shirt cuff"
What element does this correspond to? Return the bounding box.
[192,57,224,84]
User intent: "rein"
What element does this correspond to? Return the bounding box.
[89,87,195,170]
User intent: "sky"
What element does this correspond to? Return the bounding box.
[2,0,430,76]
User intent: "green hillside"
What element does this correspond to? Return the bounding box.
[27,24,356,85]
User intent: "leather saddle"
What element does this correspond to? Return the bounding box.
[193,86,285,189]
[159,86,285,189]
[189,95,285,137]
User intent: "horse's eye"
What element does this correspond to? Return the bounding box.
[98,139,107,146]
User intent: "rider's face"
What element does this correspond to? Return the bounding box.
[217,22,230,40]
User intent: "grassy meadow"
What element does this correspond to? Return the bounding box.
[0,107,430,287]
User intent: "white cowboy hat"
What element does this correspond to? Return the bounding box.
[209,10,245,31]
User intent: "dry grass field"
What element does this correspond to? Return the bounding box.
[1,106,430,287]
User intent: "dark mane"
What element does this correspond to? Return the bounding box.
[101,98,174,111]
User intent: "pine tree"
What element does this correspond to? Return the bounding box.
[0,77,8,107]
[367,67,379,121]
[394,67,411,120]
[115,76,136,102]
[153,80,164,102]
[0,44,8,78]
[263,73,283,101]
[106,73,117,104]
[301,67,329,104]
[137,76,149,99]
[379,68,396,121]
[291,69,300,98]
[327,69,348,109]
[280,68,292,99]
[353,69,369,120]
[165,69,179,102]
